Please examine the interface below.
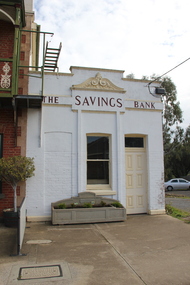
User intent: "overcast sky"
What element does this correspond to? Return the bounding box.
[34,0,190,129]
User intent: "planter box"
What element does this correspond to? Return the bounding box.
[3,208,18,228]
[51,192,126,225]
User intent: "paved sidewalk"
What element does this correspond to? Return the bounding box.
[1,214,190,285]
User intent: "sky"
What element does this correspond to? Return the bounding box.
[33,0,190,129]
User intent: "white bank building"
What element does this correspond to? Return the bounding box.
[26,66,165,221]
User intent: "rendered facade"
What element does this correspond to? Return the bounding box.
[0,0,165,222]
[26,67,165,221]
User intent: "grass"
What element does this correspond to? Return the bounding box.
[165,204,190,223]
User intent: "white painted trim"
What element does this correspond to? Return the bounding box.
[88,190,117,196]
[148,209,166,215]
[27,216,51,222]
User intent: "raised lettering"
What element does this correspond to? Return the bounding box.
[117,98,122,108]
[48,97,53,103]
[90,97,96,105]
[82,97,89,106]
[140,102,144,108]
[134,101,138,108]
[75,95,81,106]
[151,103,155,109]
[55,97,59,104]
[109,98,115,107]
[101,97,108,106]
[145,102,150,108]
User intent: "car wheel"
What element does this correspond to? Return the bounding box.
[167,186,173,191]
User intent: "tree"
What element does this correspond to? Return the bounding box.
[164,125,190,180]
[161,77,183,150]
[159,77,185,180]
[0,156,35,212]
[140,73,187,179]
[126,73,135,79]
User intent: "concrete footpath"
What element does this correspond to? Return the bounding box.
[1,214,190,285]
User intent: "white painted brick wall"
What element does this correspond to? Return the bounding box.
[27,67,164,219]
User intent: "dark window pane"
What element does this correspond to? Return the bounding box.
[87,161,109,184]
[87,136,109,159]
[0,134,2,157]
[0,134,2,194]
[125,137,144,148]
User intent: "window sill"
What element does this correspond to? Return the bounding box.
[87,190,117,196]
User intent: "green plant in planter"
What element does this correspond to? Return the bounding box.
[0,156,35,212]
[111,201,123,208]
[83,202,93,208]
[100,200,107,207]
[58,203,66,209]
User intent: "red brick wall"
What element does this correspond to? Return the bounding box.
[0,12,34,217]
[0,109,21,216]
[0,20,14,95]
[0,20,14,58]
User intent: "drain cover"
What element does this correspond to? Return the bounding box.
[18,265,62,280]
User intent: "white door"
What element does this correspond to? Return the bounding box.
[125,148,147,214]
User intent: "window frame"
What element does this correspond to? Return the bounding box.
[86,134,111,191]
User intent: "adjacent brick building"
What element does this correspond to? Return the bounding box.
[0,0,39,217]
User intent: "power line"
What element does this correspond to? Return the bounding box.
[147,57,190,86]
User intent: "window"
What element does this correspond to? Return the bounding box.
[179,179,188,183]
[0,134,2,194]
[87,136,109,185]
[171,180,178,183]
[125,137,144,148]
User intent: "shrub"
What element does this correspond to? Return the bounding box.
[100,201,107,207]
[0,156,35,212]
[83,202,93,208]
[111,202,123,208]
[58,203,66,209]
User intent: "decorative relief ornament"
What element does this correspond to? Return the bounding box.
[72,72,125,93]
[1,62,11,88]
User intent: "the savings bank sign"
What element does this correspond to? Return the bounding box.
[71,73,125,112]
[43,73,159,111]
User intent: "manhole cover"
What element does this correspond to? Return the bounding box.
[18,265,62,280]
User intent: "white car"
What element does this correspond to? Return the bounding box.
[164,178,190,191]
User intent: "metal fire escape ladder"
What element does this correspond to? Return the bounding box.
[44,42,62,72]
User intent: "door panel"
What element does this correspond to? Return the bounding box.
[126,149,147,214]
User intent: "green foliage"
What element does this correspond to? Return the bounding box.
[100,200,107,207]
[83,202,93,208]
[0,156,35,212]
[0,156,35,187]
[128,73,190,180]
[165,204,190,221]
[58,203,66,209]
[126,73,135,79]
[111,201,123,208]
[164,125,190,180]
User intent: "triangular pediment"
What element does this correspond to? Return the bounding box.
[71,73,126,93]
